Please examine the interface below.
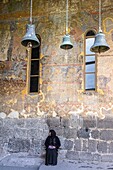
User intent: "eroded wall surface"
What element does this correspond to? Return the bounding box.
[0,0,113,161]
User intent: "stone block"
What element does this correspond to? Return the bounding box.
[101,154,113,162]
[30,139,42,155]
[41,128,49,140]
[51,126,64,136]
[58,136,65,149]
[41,139,47,154]
[27,129,40,139]
[8,138,30,153]
[64,139,74,150]
[82,139,88,151]
[74,139,81,151]
[14,128,27,139]
[60,117,70,128]
[0,119,3,127]
[43,123,49,131]
[97,141,107,153]
[100,130,113,141]
[25,118,44,129]
[93,153,101,161]
[69,115,80,128]
[46,117,60,127]
[0,127,14,141]
[3,118,16,128]
[14,119,25,128]
[97,117,113,129]
[108,142,113,153]
[77,128,90,139]
[83,119,96,128]
[37,129,45,140]
[88,140,97,152]
[79,152,93,161]
[58,149,67,159]
[66,151,79,160]
[64,127,77,139]
[91,130,100,139]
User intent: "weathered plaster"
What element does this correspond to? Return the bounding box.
[0,0,113,161]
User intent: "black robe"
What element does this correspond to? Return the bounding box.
[45,135,61,165]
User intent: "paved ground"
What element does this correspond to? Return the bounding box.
[0,153,43,170]
[40,160,113,170]
[1,160,113,170]
[0,166,38,170]
[1,154,113,170]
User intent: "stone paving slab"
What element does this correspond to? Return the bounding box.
[39,160,113,170]
[0,153,43,168]
[0,166,38,170]
[1,154,113,170]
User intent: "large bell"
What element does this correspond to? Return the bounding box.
[21,24,40,48]
[90,31,110,53]
[60,34,73,50]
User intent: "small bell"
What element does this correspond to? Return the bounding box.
[60,34,73,50]
[21,24,40,48]
[90,31,110,53]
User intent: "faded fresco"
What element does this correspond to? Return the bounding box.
[0,0,113,161]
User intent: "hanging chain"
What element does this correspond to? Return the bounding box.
[30,0,32,24]
[99,0,102,32]
[66,0,68,34]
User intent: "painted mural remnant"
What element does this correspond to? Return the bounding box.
[0,0,113,162]
[0,29,11,61]
[104,18,113,34]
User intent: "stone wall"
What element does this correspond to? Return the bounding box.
[1,116,113,162]
[0,118,49,156]
[0,0,113,162]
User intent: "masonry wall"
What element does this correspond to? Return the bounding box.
[0,0,113,162]
[1,116,113,162]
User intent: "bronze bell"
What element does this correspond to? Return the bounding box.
[60,34,73,50]
[21,24,40,48]
[90,31,110,53]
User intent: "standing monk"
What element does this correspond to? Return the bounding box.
[45,129,61,166]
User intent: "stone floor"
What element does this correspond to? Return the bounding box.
[0,166,38,170]
[1,153,113,170]
[40,160,113,170]
[0,153,43,170]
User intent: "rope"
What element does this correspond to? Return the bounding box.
[30,0,32,24]
[99,0,102,32]
[66,0,68,34]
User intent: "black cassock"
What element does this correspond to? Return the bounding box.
[45,135,61,165]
